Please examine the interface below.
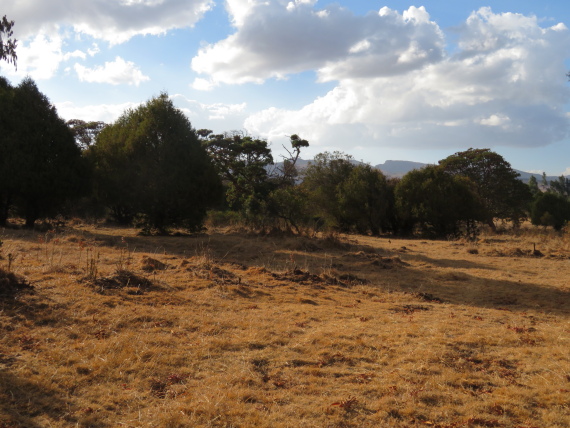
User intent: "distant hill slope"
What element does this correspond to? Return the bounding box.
[276,158,559,183]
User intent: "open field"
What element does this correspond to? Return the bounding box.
[0,224,569,427]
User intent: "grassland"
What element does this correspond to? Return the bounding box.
[0,223,569,427]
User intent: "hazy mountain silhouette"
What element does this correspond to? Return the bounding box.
[277,158,560,183]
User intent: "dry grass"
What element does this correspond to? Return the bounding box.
[0,223,569,427]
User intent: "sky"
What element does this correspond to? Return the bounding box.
[2,0,570,175]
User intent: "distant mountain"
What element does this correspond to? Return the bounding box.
[276,158,560,183]
[374,160,430,178]
[374,160,559,183]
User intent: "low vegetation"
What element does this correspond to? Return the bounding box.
[0,222,568,427]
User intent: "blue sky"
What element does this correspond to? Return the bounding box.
[2,0,570,175]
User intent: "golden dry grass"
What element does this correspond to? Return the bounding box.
[0,224,569,427]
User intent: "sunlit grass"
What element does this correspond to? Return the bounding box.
[0,222,569,427]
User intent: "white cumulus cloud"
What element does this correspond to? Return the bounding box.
[191,3,444,88]
[56,101,143,123]
[74,57,150,86]
[4,0,213,44]
[240,7,570,151]
[1,34,65,80]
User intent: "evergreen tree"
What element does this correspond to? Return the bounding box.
[439,148,532,229]
[530,192,570,230]
[528,175,540,197]
[395,165,484,237]
[0,77,88,227]
[91,93,222,232]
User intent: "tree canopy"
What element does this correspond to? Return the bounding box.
[302,152,390,234]
[67,119,106,150]
[439,148,532,228]
[395,165,484,237]
[91,94,222,232]
[202,131,274,219]
[530,192,570,231]
[0,77,88,227]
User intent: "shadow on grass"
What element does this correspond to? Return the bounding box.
[0,369,73,428]
[3,226,569,317]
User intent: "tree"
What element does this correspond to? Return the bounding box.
[439,148,532,229]
[0,15,17,68]
[549,175,570,197]
[0,76,15,225]
[302,151,356,231]
[0,77,88,227]
[395,165,484,238]
[91,93,222,232]
[202,131,274,220]
[266,134,311,234]
[530,192,570,230]
[301,152,392,235]
[275,134,309,185]
[528,175,540,197]
[67,119,106,150]
[337,164,389,235]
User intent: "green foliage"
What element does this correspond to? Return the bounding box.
[302,152,390,235]
[549,175,570,197]
[395,165,484,238]
[302,152,355,231]
[528,175,540,197]
[67,119,106,150]
[0,77,88,227]
[530,192,570,230]
[203,131,274,221]
[337,164,389,235]
[91,93,222,232]
[268,186,311,234]
[0,15,17,68]
[439,148,532,228]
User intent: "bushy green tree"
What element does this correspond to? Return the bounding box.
[0,77,88,227]
[202,131,274,221]
[67,119,106,150]
[91,94,222,232]
[549,175,570,197]
[0,76,14,225]
[302,152,390,234]
[528,175,540,197]
[395,165,484,237]
[302,152,355,231]
[439,148,532,229]
[337,164,389,235]
[530,192,570,230]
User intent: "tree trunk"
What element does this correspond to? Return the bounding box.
[0,195,11,227]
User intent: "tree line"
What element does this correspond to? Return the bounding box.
[1,16,570,236]
[1,77,569,236]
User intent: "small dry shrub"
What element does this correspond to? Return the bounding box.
[141,256,168,272]
[85,269,154,291]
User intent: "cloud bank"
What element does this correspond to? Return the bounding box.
[3,0,212,80]
[191,4,570,151]
[5,0,213,43]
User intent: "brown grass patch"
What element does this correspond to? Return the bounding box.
[0,223,568,427]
